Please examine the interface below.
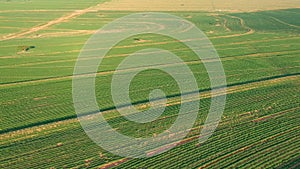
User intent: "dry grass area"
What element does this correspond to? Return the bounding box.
[98,0,300,12]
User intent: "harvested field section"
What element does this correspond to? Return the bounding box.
[98,0,300,12]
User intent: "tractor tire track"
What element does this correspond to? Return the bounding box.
[0,3,104,41]
[211,14,255,39]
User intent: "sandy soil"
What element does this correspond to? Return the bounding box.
[97,0,300,12]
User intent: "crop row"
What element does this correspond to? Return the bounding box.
[2,78,299,168]
[118,109,299,168]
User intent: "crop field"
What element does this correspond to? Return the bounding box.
[0,0,300,168]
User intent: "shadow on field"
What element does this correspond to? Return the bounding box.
[1,72,300,134]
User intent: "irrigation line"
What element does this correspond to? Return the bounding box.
[1,72,299,134]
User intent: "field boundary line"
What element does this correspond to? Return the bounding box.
[0,2,106,41]
[97,158,131,169]
[211,14,255,39]
[252,107,300,122]
[0,73,299,135]
[268,15,300,29]
[1,51,300,88]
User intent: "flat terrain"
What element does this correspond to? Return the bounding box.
[0,0,300,168]
[98,0,300,12]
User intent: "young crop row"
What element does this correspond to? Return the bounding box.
[206,125,300,168]
[111,79,300,167]
[116,110,299,168]
[1,51,299,133]
[1,75,298,168]
[1,70,298,136]
[238,134,300,168]
[1,8,299,168]
[1,9,299,84]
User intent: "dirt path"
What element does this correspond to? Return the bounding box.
[210,14,255,39]
[268,16,300,29]
[98,158,131,169]
[0,3,104,41]
[223,18,231,32]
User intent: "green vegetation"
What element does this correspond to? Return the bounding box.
[0,1,299,168]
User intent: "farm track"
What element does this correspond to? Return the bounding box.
[98,158,131,169]
[0,8,268,45]
[213,14,255,38]
[1,30,299,66]
[0,2,106,42]
[1,4,299,168]
[222,18,231,32]
[267,15,300,29]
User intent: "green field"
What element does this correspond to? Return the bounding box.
[0,0,300,168]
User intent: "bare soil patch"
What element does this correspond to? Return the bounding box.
[97,0,300,12]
